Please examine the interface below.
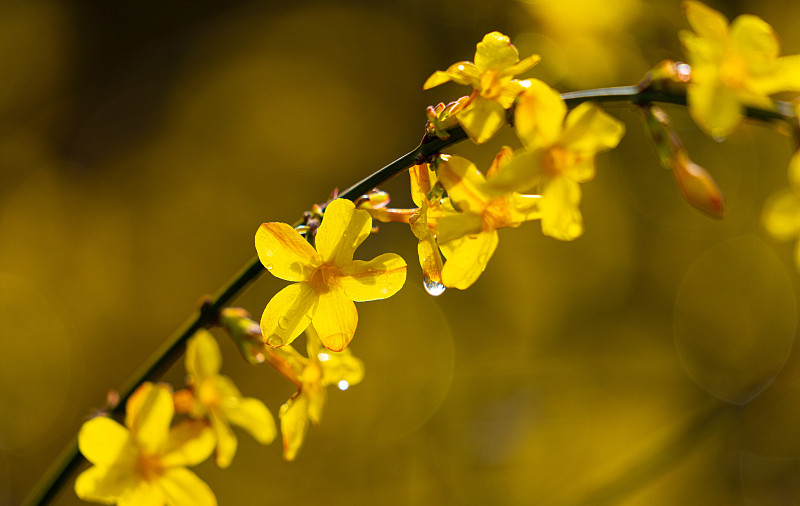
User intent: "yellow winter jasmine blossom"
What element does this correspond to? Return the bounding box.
[75,382,216,506]
[423,31,541,143]
[275,330,364,461]
[175,330,276,468]
[680,0,800,138]
[436,149,541,289]
[256,198,407,352]
[488,79,625,241]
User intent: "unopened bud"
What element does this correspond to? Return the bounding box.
[671,151,725,218]
[219,308,268,365]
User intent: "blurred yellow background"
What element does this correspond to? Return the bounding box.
[4,0,800,504]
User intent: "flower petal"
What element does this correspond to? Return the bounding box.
[437,212,484,245]
[118,483,162,506]
[409,163,437,208]
[440,230,499,290]
[423,62,481,89]
[486,146,515,180]
[224,397,277,446]
[316,199,372,267]
[207,412,236,468]
[539,176,583,241]
[312,288,358,352]
[687,79,742,138]
[505,194,542,224]
[484,149,544,195]
[75,464,137,503]
[125,382,173,453]
[78,417,131,466]
[160,419,216,468]
[504,54,541,78]
[683,1,728,43]
[730,14,778,75]
[256,222,317,282]
[261,282,318,348]
[560,103,625,154]
[437,155,489,213]
[186,330,221,382]
[320,348,366,387]
[279,394,310,461]
[339,253,407,302]
[157,468,217,506]
[474,32,519,72]
[457,96,507,144]
[514,79,566,150]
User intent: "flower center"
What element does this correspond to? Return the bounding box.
[482,199,510,231]
[303,361,323,384]
[719,52,748,90]
[136,451,164,482]
[541,145,569,177]
[197,378,221,409]
[309,264,340,293]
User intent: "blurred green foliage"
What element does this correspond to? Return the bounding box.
[3,0,800,504]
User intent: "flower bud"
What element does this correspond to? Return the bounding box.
[671,150,725,218]
[219,308,268,365]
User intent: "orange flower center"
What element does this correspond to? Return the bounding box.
[483,199,511,231]
[198,378,221,409]
[136,451,164,482]
[309,264,340,293]
[719,52,749,90]
[541,145,569,176]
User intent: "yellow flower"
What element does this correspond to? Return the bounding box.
[75,382,216,506]
[178,330,276,468]
[424,31,541,144]
[487,79,625,241]
[408,163,460,293]
[680,0,800,138]
[256,198,407,351]
[274,330,364,461]
[435,148,541,289]
[762,151,800,271]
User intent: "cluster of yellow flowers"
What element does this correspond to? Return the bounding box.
[74,2,800,504]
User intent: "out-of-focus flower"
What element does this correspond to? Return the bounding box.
[488,80,625,240]
[75,382,216,506]
[175,330,276,468]
[256,198,407,351]
[763,151,800,271]
[680,0,800,138]
[424,31,541,143]
[275,331,364,461]
[435,149,541,289]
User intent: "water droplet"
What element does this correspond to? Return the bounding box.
[478,254,488,265]
[267,335,284,347]
[423,276,446,296]
[712,134,725,143]
[265,250,274,257]
[337,380,350,391]
[379,287,389,295]
[253,352,265,363]
[366,266,376,275]
[317,352,330,362]
[278,317,290,329]
[265,263,274,271]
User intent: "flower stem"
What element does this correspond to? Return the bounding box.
[24,83,795,506]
